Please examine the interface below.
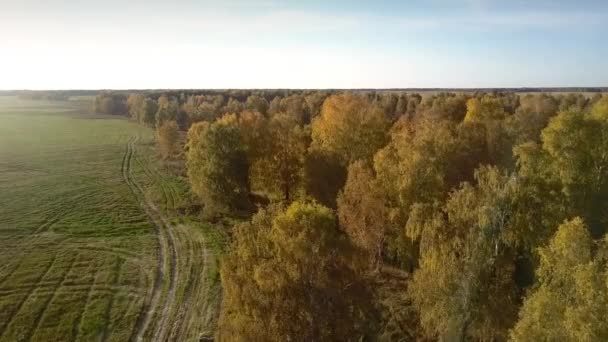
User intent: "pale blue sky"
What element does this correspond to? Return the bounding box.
[1,0,607,89]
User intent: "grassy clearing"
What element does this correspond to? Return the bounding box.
[0,97,156,342]
[0,96,221,341]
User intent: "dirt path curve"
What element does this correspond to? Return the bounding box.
[123,136,215,342]
[122,137,177,342]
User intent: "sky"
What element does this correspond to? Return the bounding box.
[1,0,607,89]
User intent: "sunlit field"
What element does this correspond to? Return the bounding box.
[0,97,219,341]
[0,97,157,341]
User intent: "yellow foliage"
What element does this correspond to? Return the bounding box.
[312,93,389,165]
[511,218,608,342]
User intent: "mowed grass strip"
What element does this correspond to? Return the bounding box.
[0,97,157,341]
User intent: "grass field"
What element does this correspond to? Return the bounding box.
[0,97,220,341]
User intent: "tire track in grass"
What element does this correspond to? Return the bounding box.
[73,261,101,341]
[100,257,123,342]
[168,225,211,341]
[24,255,78,342]
[138,152,175,213]
[122,137,177,342]
[130,140,180,341]
[0,253,59,337]
[125,136,215,341]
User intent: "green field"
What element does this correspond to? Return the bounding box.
[0,97,219,341]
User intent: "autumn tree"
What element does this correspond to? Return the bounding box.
[141,98,158,126]
[419,93,468,122]
[245,95,269,115]
[337,160,387,271]
[186,117,250,217]
[394,94,408,117]
[157,120,180,159]
[235,111,269,161]
[374,93,399,120]
[515,98,608,237]
[373,117,486,267]
[93,93,126,115]
[463,95,513,167]
[250,114,308,202]
[507,94,558,144]
[155,95,180,127]
[304,91,329,120]
[557,92,589,112]
[407,93,422,118]
[267,96,282,115]
[223,97,244,114]
[303,148,347,209]
[218,201,372,341]
[312,93,389,165]
[511,218,608,341]
[280,94,310,124]
[408,166,520,341]
[126,93,145,121]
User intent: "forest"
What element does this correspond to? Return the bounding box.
[90,89,608,341]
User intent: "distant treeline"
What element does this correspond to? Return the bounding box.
[2,87,607,99]
[2,90,98,99]
[16,91,72,101]
[91,89,605,127]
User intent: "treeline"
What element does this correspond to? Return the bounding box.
[125,89,608,340]
[17,91,70,101]
[94,90,336,122]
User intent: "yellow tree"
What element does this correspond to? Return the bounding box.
[302,148,347,209]
[250,114,308,202]
[463,95,512,166]
[511,218,608,341]
[245,94,269,115]
[155,95,180,127]
[408,166,520,341]
[218,201,372,341]
[312,93,389,165]
[516,97,608,237]
[373,118,479,267]
[337,160,388,271]
[126,93,145,121]
[156,120,180,159]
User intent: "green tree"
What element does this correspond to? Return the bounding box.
[186,117,250,217]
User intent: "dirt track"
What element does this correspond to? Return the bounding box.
[123,137,217,341]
